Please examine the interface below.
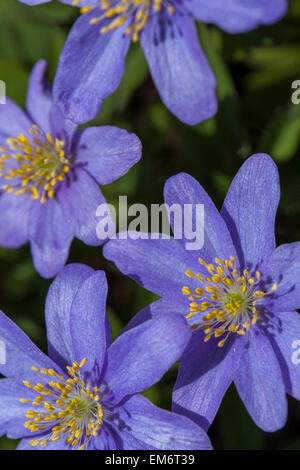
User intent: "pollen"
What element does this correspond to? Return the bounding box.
[19,358,103,450]
[183,256,278,348]
[75,0,175,43]
[0,125,71,204]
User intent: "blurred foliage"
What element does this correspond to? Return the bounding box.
[0,0,300,451]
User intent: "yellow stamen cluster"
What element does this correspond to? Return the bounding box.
[73,0,175,43]
[182,256,278,348]
[20,358,103,450]
[0,125,70,204]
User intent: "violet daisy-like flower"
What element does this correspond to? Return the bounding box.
[103,153,300,432]
[19,0,288,125]
[0,60,141,278]
[0,263,212,450]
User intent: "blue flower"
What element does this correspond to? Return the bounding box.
[0,60,141,278]
[103,153,300,432]
[19,0,288,125]
[0,263,211,450]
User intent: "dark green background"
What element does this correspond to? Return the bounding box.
[0,0,299,450]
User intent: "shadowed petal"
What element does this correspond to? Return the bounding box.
[104,314,191,406]
[116,394,212,450]
[173,333,240,431]
[141,13,217,125]
[221,154,280,269]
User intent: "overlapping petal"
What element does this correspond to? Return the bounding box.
[116,394,212,450]
[173,333,240,430]
[104,314,191,406]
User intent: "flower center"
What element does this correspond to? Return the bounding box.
[182,256,278,347]
[74,0,175,42]
[19,358,103,450]
[0,125,70,204]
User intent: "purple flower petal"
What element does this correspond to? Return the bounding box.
[221,154,280,269]
[58,168,112,246]
[18,0,51,4]
[26,60,53,134]
[190,0,288,33]
[104,314,191,406]
[45,263,95,367]
[103,234,200,303]
[28,197,73,279]
[268,311,300,400]
[0,309,60,382]
[75,126,142,185]
[140,12,217,125]
[0,379,36,439]
[164,172,237,263]
[173,333,240,430]
[234,329,287,432]
[0,98,32,138]
[53,12,131,124]
[0,192,32,248]
[261,242,300,313]
[116,394,212,450]
[17,437,69,450]
[69,270,108,375]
